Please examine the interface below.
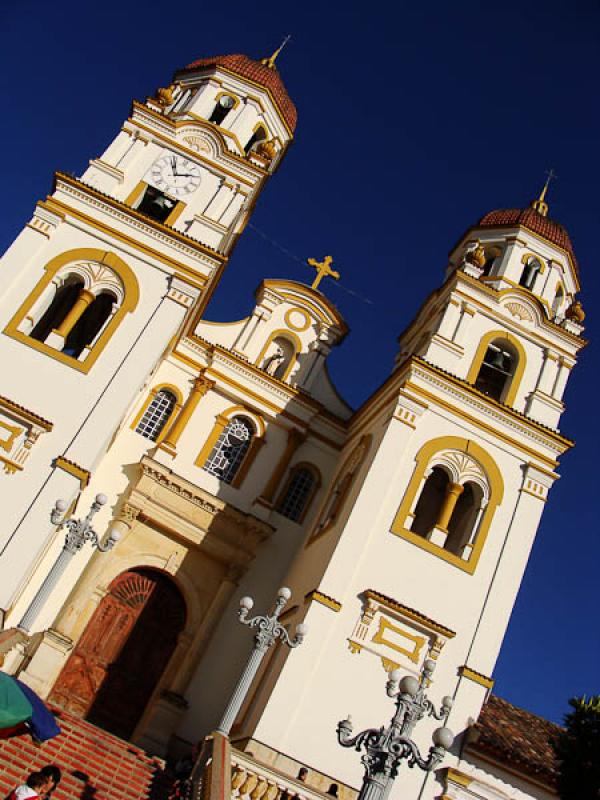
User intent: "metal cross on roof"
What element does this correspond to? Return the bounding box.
[307,255,340,291]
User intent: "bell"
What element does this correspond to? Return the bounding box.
[149,195,173,215]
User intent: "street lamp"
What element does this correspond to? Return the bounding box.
[337,659,454,800]
[18,493,120,632]
[216,586,307,735]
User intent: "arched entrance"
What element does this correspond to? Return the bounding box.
[49,568,186,740]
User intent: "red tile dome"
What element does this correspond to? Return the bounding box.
[478,206,579,277]
[180,53,297,132]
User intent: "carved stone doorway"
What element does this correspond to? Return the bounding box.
[49,568,186,740]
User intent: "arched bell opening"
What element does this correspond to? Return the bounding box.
[474,340,517,402]
[30,279,84,343]
[49,567,187,740]
[410,466,449,537]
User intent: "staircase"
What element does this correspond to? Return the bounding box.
[0,707,174,800]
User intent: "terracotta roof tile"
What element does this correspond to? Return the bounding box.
[469,695,562,786]
[179,54,297,132]
[478,206,579,278]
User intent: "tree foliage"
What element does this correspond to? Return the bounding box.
[553,695,600,799]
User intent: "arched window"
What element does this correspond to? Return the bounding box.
[276,465,320,522]
[520,256,541,290]
[203,416,255,484]
[474,340,516,402]
[209,94,236,125]
[552,284,565,317]
[63,292,115,358]
[30,279,84,344]
[391,438,503,574]
[261,336,296,381]
[135,389,177,441]
[5,248,139,374]
[245,125,267,155]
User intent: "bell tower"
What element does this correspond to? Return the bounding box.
[217,192,586,798]
[0,49,296,611]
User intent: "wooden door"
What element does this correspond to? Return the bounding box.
[50,568,186,739]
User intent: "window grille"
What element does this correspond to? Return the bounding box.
[135,390,177,441]
[277,468,316,522]
[203,416,254,484]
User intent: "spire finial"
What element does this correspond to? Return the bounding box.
[531,168,557,217]
[261,35,291,69]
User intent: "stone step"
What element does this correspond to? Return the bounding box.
[0,707,175,800]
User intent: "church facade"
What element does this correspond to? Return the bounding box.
[0,49,586,800]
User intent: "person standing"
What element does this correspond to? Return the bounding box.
[39,767,61,800]
[7,772,51,800]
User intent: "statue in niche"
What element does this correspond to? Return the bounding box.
[263,345,286,376]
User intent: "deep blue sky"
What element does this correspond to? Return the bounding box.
[1,1,598,724]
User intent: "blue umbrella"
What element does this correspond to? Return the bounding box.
[0,672,60,743]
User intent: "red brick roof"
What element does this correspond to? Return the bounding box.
[469,695,562,787]
[180,54,297,132]
[478,206,579,278]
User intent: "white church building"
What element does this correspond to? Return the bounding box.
[0,48,586,800]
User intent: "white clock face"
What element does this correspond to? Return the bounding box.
[148,154,202,198]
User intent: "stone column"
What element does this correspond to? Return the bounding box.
[45,288,96,349]
[452,304,475,345]
[536,350,559,394]
[257,428,305,507]
[430,482,464,547]
[552,359,572,401]
[162,373,214,453]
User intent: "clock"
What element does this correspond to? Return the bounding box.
[147,154,202,198]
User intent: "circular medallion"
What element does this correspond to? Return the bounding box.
[284,308,311,332]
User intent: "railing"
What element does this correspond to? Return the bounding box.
[231,750,334,800]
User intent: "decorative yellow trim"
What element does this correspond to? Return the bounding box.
[255,328,302,382]
[372,617,426,664]
[466,329,527,406]
[125,180,147,207]
[39,200,208,294]
[4,248,140,375]
[405,377,567,464]
[261,279,348,334]
[0,422,23,453]
[0,454,23,474]
[459,664,495,690]
[521,251,547,274]
[130,383,184,443]
[177,65,295,138]
[214,91,240,109]
[130,109,261,185]
[166,200,186,226]
[445,767,473,788]
[390,437,504,575]
[274,461,322,523]
[363,590,455,639]
[0,396,53,431]
[305,589,341,612]
[348,640,363,654]
[284,307,311,332]
[54,455,90,489]
[53,173,226,262]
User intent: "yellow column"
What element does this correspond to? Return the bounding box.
[257,428,305,506]
[162,373,214,452]
[436,482,464,532]
[54,288,96,338]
